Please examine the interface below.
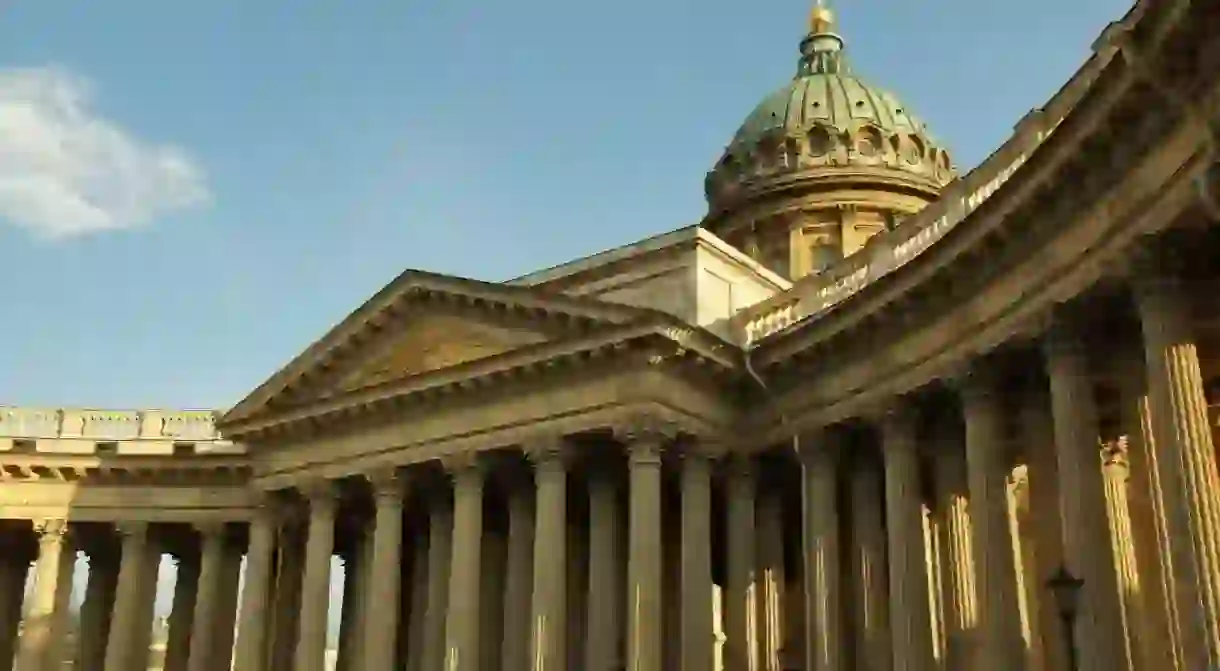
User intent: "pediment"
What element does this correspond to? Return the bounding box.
[329,313,550,394]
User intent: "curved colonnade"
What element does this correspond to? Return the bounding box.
[2,2,1220,671]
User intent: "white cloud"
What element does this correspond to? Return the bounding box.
[0,66,209,239]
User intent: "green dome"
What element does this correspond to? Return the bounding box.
[730,71,932,151]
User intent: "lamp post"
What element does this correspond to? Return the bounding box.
[1046,564,1084,671]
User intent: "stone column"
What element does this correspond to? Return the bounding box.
[0,545,32,671]
[1101,442,1145,670]
[525,440,569,671]
[445,456,485,671]
[725,455,759,671]
[757,484,786,671]
[587,463,624,671]
[680,444,715,671]
[104,522,155,671]
[78,546,120,671]
[362,470,409,671]
[1132,244,1220,669]
[848,458,891,671]
[17,519,75,671]
[501,472,535,671]
[164,552,200,671]
[295,482,338,671]
[422,489,454,671]
[234,503,279,671]
[270,523,305,671]
[801,440,843,671]
[879,401,935,671]
[337,549,360,671]
[186,523,229,671]
[406,526,431,671]
[1044,316,1126,671]
[1018,386,1068,671]
[623,425,667,671]
[959,367,1023,670]
[1116,356,1178,671]
[933,443,977,671]
[214,542,244,670]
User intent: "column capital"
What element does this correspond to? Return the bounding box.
[877,396,920,438]
[676,435,729,462]
[953,361,1005,406]
[32,518,69,544]
[614,414,680,446]
[524,434,576,471]
[1042,307,1089,359]
[1101,438,1130,473]
[194,520,228,539]
[366,467,411,503]
[115,520,150,540]
[721,452,755,480]
[438,450,487,476]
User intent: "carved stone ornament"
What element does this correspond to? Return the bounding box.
[367,467,410,503]
[32,518,69,543]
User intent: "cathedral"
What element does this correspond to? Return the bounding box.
[2,1,1220,670]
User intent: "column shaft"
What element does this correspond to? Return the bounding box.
[528,447,568,671]
[725,456,759,671]
[406,526,431,671]
[1134,256,1220,669]
[934,445,977,671]
[1020,389,1068,671]
[17,520,74,671]
[1117,361,1179,671]
[587,469,624,671]
[445,461,485,671]
[881,404,935,671]
[625,431,665,671]
[78,548,119,671]
[681,450,714,671]
[0,548,31,671]
[295,485,337,671]
[269,526,305,671]
[960,371,1025,670]
[233,507,278,671]
[187,524,228,671]
[164,554,200,671]
[804,445,842,671]
[1102,445,1145,670]
[422,494,454,671]
[1045,319,1126,671]
[848,460,891,671]
[104,523,155,671]
[364,472,408,671]
[757,488,786,671]
[501,478,535,671]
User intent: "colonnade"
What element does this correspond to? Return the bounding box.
[0,235,1218,671]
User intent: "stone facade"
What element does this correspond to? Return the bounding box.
[3,1,1220,670]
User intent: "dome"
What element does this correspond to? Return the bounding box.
[704,5,955,210]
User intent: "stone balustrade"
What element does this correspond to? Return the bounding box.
[0,406,243,456]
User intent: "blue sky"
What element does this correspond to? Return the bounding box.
[1,0,1131,410]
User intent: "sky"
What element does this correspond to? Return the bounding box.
[0,0,1134,410]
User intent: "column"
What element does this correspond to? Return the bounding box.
[186,523,229,671]
[1044,316,1126,671]
[337,549,360,671]
[1019,386,1068,671]
[164,552,200,671]
[879,401,935,671]
[104,522,155,671]
[757,485,786,671]
[17,519,74,671]
[270,523,305,671]
[1116,355,1178,671]
[492,470,532,671]
[959,367,1024,669]
[445,456,485,671]
[422,489,454,671]
[623,425,666,671]
[1132,243,1220,669]
[933,442,978,671]
[214,542,244,670]
[524,441,569,671]
[587,463,624,671]
[78,547,120,671]
[680,445,715,671]
[479,525,507,671]
[295,482,338,671]
[1102,442,1145,669]
[725,455,758,671]
[363,470,409,671]
[0,545,32,671]
[848,458,891,671]
[406,525,431,671]
[233,503,279,671]
[802,441,843,671]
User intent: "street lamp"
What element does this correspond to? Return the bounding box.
[1046,564,1084,671]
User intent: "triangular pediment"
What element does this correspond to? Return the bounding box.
[332,313,549,393]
